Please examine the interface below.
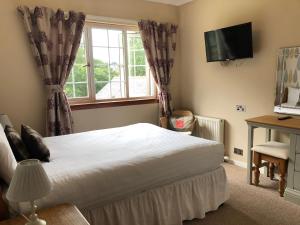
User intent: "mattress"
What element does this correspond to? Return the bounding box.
[37,123,224,210]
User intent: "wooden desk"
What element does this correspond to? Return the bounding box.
[246,115,300,205]
[0,204,89,225]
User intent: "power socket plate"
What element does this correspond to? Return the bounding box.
[236,105,246,112]
[234,147,243,156]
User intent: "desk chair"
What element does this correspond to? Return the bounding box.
[252,141,289,197]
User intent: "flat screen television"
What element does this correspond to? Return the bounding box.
[204,22,253,62]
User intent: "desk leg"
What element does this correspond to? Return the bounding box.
[287,134,297,189]
[247,125,254,184]
[264,128,272,176]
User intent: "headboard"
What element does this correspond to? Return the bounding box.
[0,179,8,221]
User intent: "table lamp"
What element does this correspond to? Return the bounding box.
[6,159,52,225]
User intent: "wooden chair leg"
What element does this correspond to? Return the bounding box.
[253,152,261,186]
[269,163,275,180]
[278,160,287,197]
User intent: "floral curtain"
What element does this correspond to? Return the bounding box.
[138,20,178,117]
[18,6,85,136]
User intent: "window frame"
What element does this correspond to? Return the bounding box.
[67,18,158,109]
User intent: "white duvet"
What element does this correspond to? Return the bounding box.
[38,123,224,210]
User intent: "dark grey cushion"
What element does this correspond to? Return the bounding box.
[4,126,30,161]
[21,125,50,162]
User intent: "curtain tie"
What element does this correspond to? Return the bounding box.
[46,84,63,95]
[159,86,169,95]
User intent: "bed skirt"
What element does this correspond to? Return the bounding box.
[80,166,229,225]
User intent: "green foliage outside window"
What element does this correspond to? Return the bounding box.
[64,47,120,98]
[64,33,148,99]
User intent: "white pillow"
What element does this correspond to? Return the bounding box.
[287,87,300,105]
[0,124,17,184]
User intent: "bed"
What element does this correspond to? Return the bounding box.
[3,123,229,225]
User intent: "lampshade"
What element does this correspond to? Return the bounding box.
[6,159,52,202]
[0,114,13,128]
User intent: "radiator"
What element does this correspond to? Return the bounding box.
[194,115,225,144]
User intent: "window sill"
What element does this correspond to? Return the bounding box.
[70,98,159,111]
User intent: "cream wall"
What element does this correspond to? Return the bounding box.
[178,0,300,162]
[0,0,179,134]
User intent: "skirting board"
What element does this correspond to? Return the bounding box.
[285,188,300,205]
[224,158,247,168]
[224,158,270,176]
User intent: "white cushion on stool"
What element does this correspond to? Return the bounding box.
[251,141,289,160]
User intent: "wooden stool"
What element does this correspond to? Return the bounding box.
[252,141,289,197]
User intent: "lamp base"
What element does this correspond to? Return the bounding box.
[25,218,46,225]
[25,202,47,225]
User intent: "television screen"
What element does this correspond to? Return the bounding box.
[204,22,253,62]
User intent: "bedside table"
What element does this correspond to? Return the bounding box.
[0,204,89,225]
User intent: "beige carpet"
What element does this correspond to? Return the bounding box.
[184,163,300,225]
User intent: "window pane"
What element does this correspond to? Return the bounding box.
[127,32,143,49]
[73,64,87,82]
[119,48,124,65]
[74,83,88,97]
[94,66,110,82]
[108,30,123,48]
[67,25,155,102]
[135,51,145,65]
[128,51,135,65]
[75,45,87,64]
[92,28,108,46]
[93,47,109,65]
[150,75,156,96]
[120,67,125,82]
[91,27,126,100]
[67,74,73,83]
[128,76,148,97]
[110,65,120,78]
[127,32,152,97]
[95,81,109,93]
[65,83,74,98]
[135,66,146,76]
[95,81,110,99]
[129,66,135,76]
[109,48,121,65]
[111,81,125,98]
[95,79,125,100]
[65,31,89,99]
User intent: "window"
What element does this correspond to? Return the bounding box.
[65,21,156,106]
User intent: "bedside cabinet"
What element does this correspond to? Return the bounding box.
[0,204,89,225]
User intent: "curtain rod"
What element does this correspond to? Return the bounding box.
[86,15,138,26]
[20,6,141,26]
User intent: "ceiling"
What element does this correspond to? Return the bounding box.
[145,0,193,6]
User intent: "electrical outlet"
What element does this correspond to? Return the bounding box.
[234,147,243,156]
[236,105,246,112]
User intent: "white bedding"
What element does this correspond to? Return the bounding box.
[37,123,224,210]
[280,102,300,108]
